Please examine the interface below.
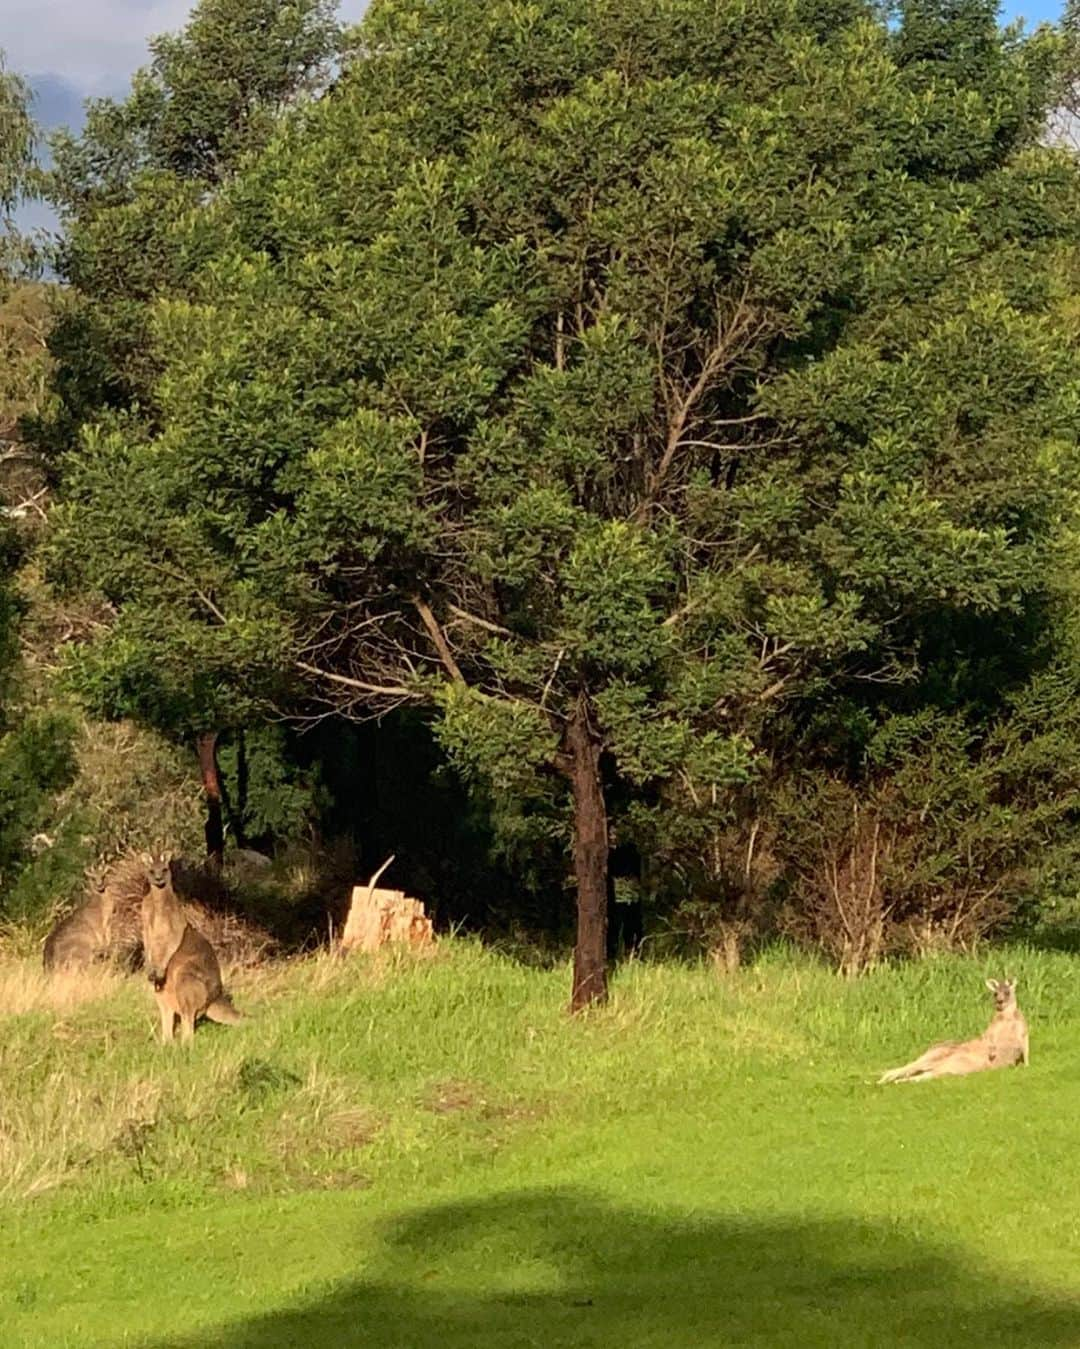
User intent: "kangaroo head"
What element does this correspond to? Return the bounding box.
[140,851,173,892]
[986,978,1017,1012]
[87,865,115,925]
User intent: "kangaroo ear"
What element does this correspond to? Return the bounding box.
[138,851,152,869]
[986,978,999,993]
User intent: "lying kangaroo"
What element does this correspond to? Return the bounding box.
[140,851,242,1043]
[878,979,1028,1084]
[42,867,116,972]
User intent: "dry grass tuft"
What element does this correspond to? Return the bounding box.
[0,959,126,1017]
[419,1077,545,1125]
[0,1069,164,1201]
[327,1107,380,1149]
[423,1078,486,1115]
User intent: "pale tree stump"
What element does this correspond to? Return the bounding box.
[340,856,436,954]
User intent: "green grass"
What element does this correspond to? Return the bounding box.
[2,939,1080,1346]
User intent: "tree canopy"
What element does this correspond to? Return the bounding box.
[33,0,344,459]
[43,0,1080,1003]
[0,51,32,285]
[0,60,78,909]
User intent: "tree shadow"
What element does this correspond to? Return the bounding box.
[157,1189,1080,1347]
[1014,924,1080,956]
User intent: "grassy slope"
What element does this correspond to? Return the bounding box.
[2,941,1080,1347]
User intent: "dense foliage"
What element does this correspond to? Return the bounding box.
[22,0,1080,996]
[0,51,31,280]
[33,0,343,459]
[0,64,80,915]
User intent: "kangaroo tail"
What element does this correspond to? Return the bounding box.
[205,994,244,1025]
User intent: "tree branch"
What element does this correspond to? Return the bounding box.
[637,292,770,519]
[447,603,513,637]
[541,647,566,709]
[295,660,417,699]
[413,595,466,684]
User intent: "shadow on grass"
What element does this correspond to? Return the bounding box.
[158,1189,1080,1348]
[1015,924,1080,956]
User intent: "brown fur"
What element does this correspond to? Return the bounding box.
[99,854,153,970]
[139,851,243,1043]
[878,979,1029,1084]
[42,868,117,973]
[104,852,274,971]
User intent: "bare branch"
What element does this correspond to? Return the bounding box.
[540,647,566,710]
[0,485,48,520]
[413,594,466,684]
[760,639,795,667]
[447,603,513,637]
[362,854,396,908]
[759,675,793,703]
[637,291,772,519]
[295,660,417,699]
[674,435,790,453]
[0,442,41,463]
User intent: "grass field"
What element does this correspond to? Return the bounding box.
[2,939,1080,1346]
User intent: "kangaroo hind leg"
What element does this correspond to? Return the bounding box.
[878,1043,954,1085]
[157,996,176,1044]
[174,973,209,1044]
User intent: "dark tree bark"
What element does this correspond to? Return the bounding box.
[564,694,609,1012]
[197,730,225,875]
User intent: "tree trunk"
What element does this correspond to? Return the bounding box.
[197,731,225,875]
[565,694,609,1012]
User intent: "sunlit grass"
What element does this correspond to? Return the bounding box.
[1,939,1078,1346]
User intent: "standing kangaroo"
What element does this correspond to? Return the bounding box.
[43,867,116,972]
[140,851,242,1043]
[878,979,1029,1084]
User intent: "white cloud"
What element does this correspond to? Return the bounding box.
[1,0,369,97]
[4,0,368,232]
[2,0,195,92]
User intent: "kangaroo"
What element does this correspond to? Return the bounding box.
[42,866,116,972]
[878,979,1029,1084]
[139,851,242,1043]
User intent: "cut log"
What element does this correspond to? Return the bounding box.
[341,855,436,954]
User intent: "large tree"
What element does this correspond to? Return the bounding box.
[51,0,1080,1004]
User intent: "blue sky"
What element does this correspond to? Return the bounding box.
[1011,0,1065,19]
[0,0,1066,230]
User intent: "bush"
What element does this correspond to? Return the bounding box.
[0,708,78,920]
[2,714,204,928]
